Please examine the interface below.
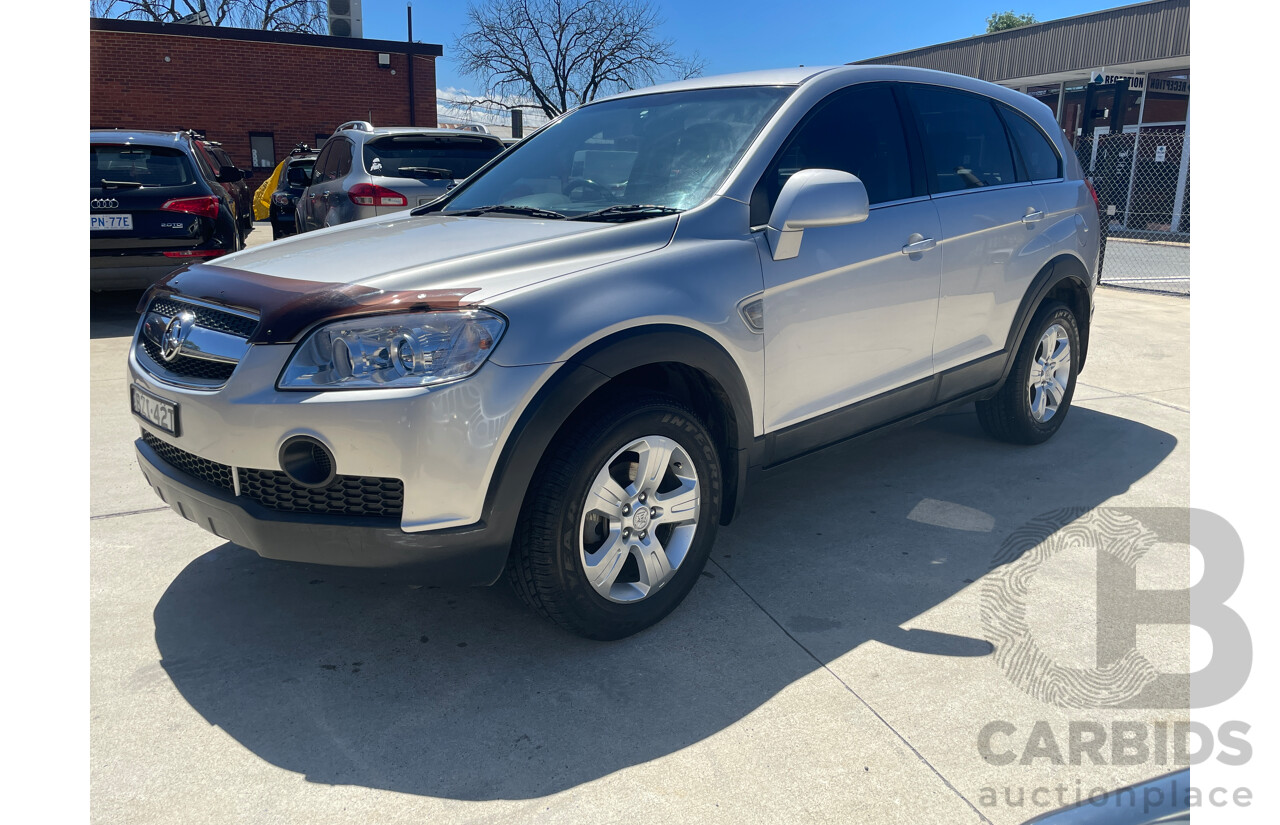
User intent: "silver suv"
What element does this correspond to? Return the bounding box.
[295,122,506,232]
[129,66,1099,639]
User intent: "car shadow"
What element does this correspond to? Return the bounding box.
[152,405,1178,799]
[91,289,148,339]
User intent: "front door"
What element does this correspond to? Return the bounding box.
[753,84,942,433]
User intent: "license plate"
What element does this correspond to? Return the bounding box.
[91,214,133,231]
[131,385,179,436]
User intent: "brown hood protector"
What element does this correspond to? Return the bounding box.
[139,264,479,345]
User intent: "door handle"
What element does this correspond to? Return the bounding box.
[1021,209,1045,224]
[901,235,937,254]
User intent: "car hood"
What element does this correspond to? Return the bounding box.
[151,211,678,344]
[221,211,675,298]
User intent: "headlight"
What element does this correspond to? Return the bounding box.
[277,310,506,390]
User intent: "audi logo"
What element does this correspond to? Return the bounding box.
[91,198,119,210]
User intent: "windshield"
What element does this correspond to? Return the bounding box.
[363,136,505,181]
[441,86,793,218]
[90,144,196,187]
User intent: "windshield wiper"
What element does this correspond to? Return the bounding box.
[98,179,143,189]
[395,166,453,180]
[441,204,567,219]
[567,204,683,222]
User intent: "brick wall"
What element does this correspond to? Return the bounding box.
[90,29,438,172]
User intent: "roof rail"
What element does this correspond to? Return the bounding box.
[336,120,374,133]
[290,143,313,155]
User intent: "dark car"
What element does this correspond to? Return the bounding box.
[90,129,245,290]
[193,136,255,241]
[269,147,319,240]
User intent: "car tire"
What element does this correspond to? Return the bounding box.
[272,225,283,240]
[976,300,1080,445]
[507,394,723,640]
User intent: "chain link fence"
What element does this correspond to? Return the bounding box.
[1075,129,1190,295]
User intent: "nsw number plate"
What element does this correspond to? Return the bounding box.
[131,385,179,435]
[91,214,133,230]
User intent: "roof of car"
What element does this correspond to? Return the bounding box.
[89,129,189,147]
[600,64,1018,101]
[337,126,504,141]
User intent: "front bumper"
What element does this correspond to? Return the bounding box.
[128,329,553,578]
[136,437,510,583]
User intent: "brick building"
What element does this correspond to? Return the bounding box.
[90,18,442,174]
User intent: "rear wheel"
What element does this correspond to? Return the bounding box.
[507,395,722,640]
[976,300,1080,444]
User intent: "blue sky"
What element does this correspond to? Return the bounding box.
[359,0,1124,92]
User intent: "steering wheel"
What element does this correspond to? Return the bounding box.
[563,178,612,201]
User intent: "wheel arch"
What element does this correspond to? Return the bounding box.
[481,325,755,557]
[1001,253,1095,385]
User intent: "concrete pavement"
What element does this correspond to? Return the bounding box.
[91,255,1190,824]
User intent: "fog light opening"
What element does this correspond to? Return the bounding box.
[279,436,336,488]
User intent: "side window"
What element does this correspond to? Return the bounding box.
[998,106,1062,181]
[190,142,219,179]
[311,144,334,185]
[751,85,914,226]
[332,139,353,178]
[905,85,1017,193]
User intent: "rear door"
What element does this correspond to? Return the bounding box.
[300,142,335,232]
[90,143,212,255]
[362,134,506,209]
[310,137,353,227]
[902,84,1051,374]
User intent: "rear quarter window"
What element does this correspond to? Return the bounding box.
[999,106,1062,181]
[90,145,196,187]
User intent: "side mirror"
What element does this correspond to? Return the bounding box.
[242,168,254,180]
[766,169,870,261]
[217,167,245,183]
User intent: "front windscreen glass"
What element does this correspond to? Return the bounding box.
[440,86,793,218]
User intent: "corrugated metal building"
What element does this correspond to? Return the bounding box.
[855,0,1190,236]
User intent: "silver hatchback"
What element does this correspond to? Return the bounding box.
[295,122,506,232]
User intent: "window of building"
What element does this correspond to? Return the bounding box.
[905,85,1017,193]
[1143,69,1190,124]
[249,133,276,170]
[1058,83,1087,145]
[1025,83,1062,118]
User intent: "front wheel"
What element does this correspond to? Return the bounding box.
[976,300,1080,444]
[507,395,723,640]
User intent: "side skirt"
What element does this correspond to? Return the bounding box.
[751,352,1005,472]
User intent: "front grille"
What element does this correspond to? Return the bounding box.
[143,432,405,519]
[150,297,259,338]
[141,431,234,493]
[239,469,404,518]
[140,336,237,382]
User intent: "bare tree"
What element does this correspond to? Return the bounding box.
[453,0,704,119]
[91,0,326,32]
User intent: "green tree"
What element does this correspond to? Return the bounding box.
[986,10,1039,32]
